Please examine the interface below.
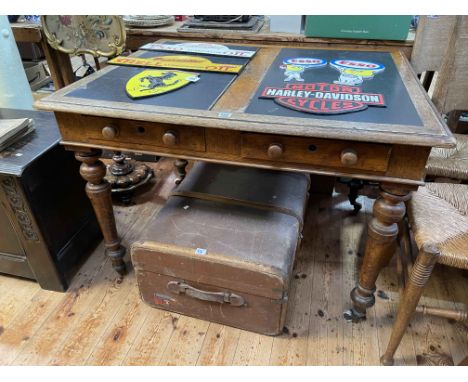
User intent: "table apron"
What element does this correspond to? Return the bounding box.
[55,113,429,188]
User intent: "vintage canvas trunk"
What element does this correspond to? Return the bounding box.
[131,162,310,335]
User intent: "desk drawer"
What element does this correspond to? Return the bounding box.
[241,133,392,173]
[60,115,206,153]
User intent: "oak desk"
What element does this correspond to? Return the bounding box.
[35,41,455,319]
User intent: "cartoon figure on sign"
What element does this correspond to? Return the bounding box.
[330,59,385,86]
[281,64,305,82]
[280,58,327,82]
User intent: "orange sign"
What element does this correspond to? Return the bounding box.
[109,55,243,73]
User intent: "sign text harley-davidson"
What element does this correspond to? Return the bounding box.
[260,82,386,114]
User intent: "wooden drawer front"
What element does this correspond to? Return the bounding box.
[71,116,206,152]
[241,133,392,173]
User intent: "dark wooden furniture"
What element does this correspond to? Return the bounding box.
[132,162,310,335]
[35,40,455,318]
[0,108,101,291]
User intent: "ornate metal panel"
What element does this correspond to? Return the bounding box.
[41,15,126,57]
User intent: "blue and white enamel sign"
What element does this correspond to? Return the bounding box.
[280,57,327,82]
[330,59,385,86]
[330,59,385,71]
[283,58,327,68]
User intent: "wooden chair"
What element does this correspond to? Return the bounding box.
[345,132,467,214]
[410,16,468,132]
[40,16,154,201]
[410,16,457,92]
[41,15,189,188]
[431,16,468,132]
[343,17,467,212]
[426,134,468,182]
[411,16,468,185]
[41,16,126,69]
[381,182,468,365]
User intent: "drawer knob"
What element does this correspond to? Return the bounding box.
[102,125,118,139]
[267,143,283,159]
[162,130,177,146]
[341,149,358,166]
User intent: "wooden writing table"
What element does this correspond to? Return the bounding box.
[35,41,455,320]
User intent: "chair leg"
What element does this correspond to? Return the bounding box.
[416,305,468,322]
[381,244,440,366]
[397,218,412,287]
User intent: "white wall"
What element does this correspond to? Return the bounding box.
[0,16,33,110]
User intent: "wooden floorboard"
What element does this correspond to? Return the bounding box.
[197,323,242,366]
[0,158,466,366]
[231,331,274,366]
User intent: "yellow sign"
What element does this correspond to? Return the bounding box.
[110,55,243,73]
[125,70,199,99]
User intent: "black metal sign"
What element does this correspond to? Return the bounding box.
[259,82,386,115]
[245,48,423,126]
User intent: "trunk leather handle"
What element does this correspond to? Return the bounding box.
[167,281,245,307]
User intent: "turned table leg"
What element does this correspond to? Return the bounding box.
[75,150,126,275]
[381,245,440,365]
[174,158,188,185]
[349,184,411,321]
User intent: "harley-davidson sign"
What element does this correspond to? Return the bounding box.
[260,82,386,115]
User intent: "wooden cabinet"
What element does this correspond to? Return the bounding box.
[0,108,101,291]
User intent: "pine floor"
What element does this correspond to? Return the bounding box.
[0,158,467,366]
